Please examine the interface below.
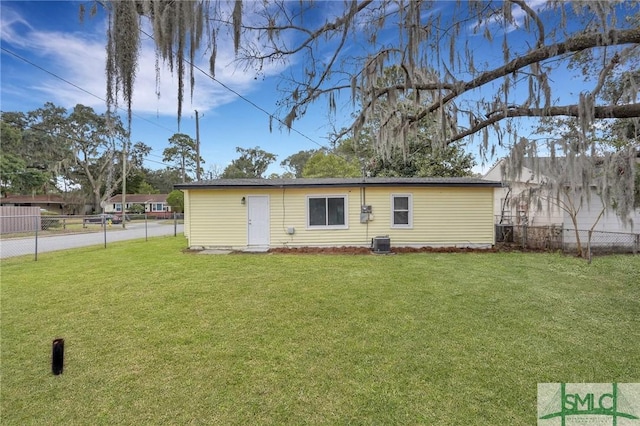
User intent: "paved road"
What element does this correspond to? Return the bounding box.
[0,221,184,259]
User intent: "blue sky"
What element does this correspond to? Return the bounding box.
[1,1,626,177]
[1,1,344,176]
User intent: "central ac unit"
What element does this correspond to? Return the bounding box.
[372,236,391,253]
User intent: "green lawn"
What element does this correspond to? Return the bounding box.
[1,237,639,425]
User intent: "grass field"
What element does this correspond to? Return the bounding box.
[1,237,639,424]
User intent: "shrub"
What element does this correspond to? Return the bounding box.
[129,203,145,214]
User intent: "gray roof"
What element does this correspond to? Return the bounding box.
[175,177,501,190]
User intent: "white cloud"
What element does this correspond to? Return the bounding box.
[0,7,34,43]
[1,5,290,117]
[468,0,549,35]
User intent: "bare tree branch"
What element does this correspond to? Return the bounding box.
[447,103,640,144]
[508,0,545,47]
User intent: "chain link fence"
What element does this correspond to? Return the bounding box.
[496,224,639,255]
[5,210,635,260]
[564,228,640,255]
[1,213,184,260]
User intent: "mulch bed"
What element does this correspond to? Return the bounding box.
[183,244,548,255]
[268,246,499,254]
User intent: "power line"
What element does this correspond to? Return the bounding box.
[3,41,329,153]
[3,33,346,169]
[139,29,332,153]
[1,46,179,163]
[143,158,171,167]
[146,152,167,160]
[1,46,180,138]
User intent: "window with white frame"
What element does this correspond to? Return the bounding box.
[152,203,163,212]
[114,203,122,212]
[391,194,412,228]
[307,195,347,228]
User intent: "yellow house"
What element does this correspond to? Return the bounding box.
[174,177,501,251]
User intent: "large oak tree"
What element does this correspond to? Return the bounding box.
[1,104,151,212]
[88,0,640,217]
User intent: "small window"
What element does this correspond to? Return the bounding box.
[308,196,347,228]
[391,194,412,228]
[115,203,122,212]
[153,203,163,212]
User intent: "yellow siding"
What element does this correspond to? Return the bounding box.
[271,187,360,247]
[183,185,495,249]
[185,189,248,248]
[358,187,495,245]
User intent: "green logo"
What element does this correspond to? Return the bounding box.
[538,383,640,425]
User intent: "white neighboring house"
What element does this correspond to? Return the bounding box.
[104,194,172,218]
[483,159,563,227]
[483,158,640,233]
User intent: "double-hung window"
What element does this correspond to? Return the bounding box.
[307,195,347,228]
[391,194,412,228]
[152,203,163,212]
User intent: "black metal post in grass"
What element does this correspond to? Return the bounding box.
[51,338,64,375]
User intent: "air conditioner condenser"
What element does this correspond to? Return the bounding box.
[372,236,391,253]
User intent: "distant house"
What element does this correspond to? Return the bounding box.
[483,158,640,233]
[0,194,89,215]
[104,194,172,218]
[174,177,501,251]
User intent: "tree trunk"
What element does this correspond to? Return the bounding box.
[93,190,102,214]
[569,214,583,257]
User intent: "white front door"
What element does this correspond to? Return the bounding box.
[247,195,270,247]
